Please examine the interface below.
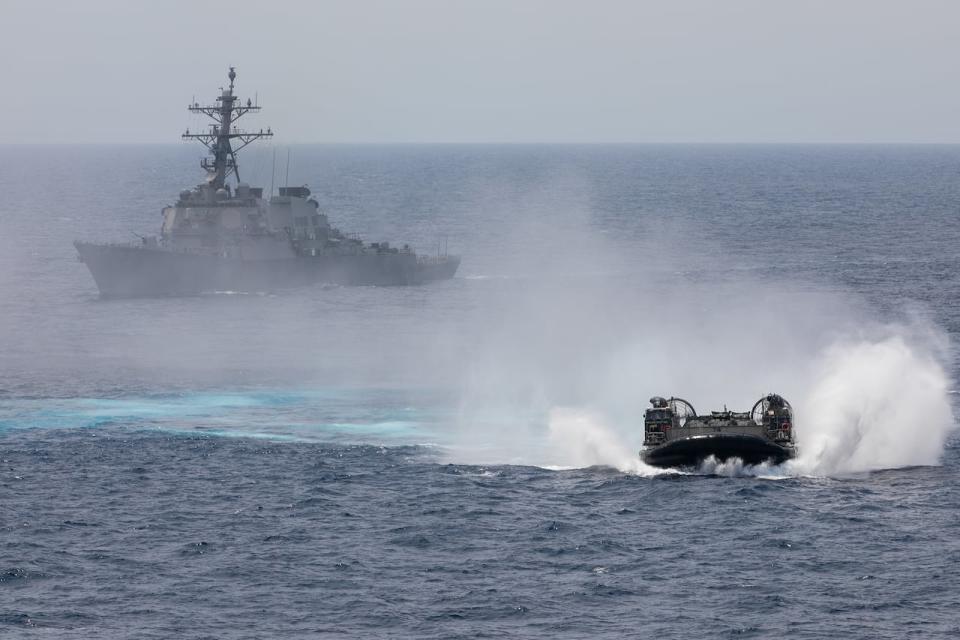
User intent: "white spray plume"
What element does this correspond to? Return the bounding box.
[446,181,956,476]
[546,407,667,476]
[791,334,953,475]
[539,330,956,477]
[452,279,956,476]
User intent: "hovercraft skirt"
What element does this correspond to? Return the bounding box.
[642,434,794,468]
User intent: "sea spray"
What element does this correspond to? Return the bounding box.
[792,334,954,475]
[583,330,953,477]
[484,324,956,477]
[696,455,788,479]
[445,192,956,475]
[546,407,667,475]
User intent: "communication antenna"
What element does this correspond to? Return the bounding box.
[181,67,272,187]
[285,148,291,188]
[270,148,276,197]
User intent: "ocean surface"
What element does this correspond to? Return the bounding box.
[1,144,959,638]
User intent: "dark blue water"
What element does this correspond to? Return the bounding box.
[2,145,960,637]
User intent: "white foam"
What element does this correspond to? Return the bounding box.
[546,407,676,476]
[792,335,954,475]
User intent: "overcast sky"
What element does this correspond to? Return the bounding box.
[2,0,958,144]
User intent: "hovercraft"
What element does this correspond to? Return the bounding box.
[640,394,796,468]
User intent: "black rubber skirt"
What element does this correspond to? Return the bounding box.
[642,435,795,468]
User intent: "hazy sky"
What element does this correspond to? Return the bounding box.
[2,0,958,144]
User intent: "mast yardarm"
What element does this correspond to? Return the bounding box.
[182,67,272,188]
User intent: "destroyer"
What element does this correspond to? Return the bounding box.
[641,394,796,468]
[75,68,459,297]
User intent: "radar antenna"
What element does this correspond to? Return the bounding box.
[181,67,273,188]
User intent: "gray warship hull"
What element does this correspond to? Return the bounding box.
[75,241,460,297]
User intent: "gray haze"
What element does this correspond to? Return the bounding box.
[2,0,959,144]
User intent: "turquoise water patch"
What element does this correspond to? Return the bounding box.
[0,388,451,444]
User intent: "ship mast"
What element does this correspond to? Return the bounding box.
[182,67,273,189]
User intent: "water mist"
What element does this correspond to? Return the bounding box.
[448,196,956,476]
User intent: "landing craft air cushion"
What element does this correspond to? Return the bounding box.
[641,394,796,468]
[75,68,459,297]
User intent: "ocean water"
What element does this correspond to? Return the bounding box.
[1,144,959,638]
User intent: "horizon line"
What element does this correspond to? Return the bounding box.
[3,140,960,147]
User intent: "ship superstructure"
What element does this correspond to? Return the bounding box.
[75,68,459,297]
